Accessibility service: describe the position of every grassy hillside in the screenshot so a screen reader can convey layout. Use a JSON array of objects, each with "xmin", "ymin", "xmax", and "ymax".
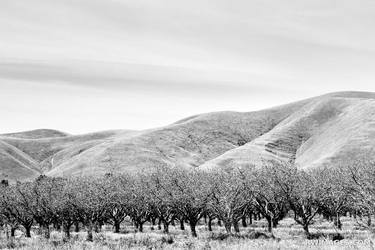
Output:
[
  {"xmin": 0, "ymin": 130, "xmax": 134, "ymax": 181},
  {"xmin": 45, "ymin": 112, "xmax": 285, "ymax": 176},
  {"xmin": 2, "ymin": 129, "xmax": 69, "ymax": 139},
  {"xmin": 46, "ymin": 97, "xmax": 312, "ymax": 177},
  {"xmin": 0, "ymin": 140, "xmax": 40, "ymax": 182},
  {"xmin": 1, "ymin": 91, "xmax": 375, "ymax": 180},
  {"xmin": 201, "ymin": 92, "xmax": 375, "ymax": 171}
]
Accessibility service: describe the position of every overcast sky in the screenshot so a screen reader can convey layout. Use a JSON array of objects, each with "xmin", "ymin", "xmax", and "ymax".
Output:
[{"xmin": 1, "ymin": 0, "xmax": 375, "ymax": 134}]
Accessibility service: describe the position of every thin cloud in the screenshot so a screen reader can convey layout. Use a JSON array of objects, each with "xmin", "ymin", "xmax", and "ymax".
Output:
[{"xmin": 0, "ymin": 0, "xmax": 375, "ymax": 133}]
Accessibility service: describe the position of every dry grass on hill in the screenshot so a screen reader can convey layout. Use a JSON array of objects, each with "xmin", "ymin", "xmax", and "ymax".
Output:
[
  {"xmin": 0, "ymin": 130, "xmax": 132, "ymax": 181},
  {"xmin": 0, "ymin": 140, "xmax": 40, "ymax": 182},
  {"xmin": 2, "ymin": 91, "xmax": 375, "ymax": 181},
  {"xmin": 201, "ymin": 92, "xmax": 375, "ymax": 171},
  {"xmin": 0, "ymin": 95, "xmax": 306, "ymax": 179},
  {"xmin": 1, "ymin": 129, "xmax": 69, "ymax": 140}
]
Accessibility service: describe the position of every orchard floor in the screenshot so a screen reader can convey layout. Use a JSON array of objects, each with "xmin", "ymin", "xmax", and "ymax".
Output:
[{"xmin": 1, "ymin": 217, "xmax": 374, "ymax": 250}]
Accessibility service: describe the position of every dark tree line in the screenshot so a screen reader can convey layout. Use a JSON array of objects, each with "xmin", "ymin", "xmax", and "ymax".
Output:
[{"xmin": 0, "ymin": 159, "xmax": 374, "ymax": 240}]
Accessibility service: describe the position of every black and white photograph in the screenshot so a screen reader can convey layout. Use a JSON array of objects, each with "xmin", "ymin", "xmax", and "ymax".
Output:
[{"xmin": 1, "ymin": 0, "xmax": 375, "ymax": 249}]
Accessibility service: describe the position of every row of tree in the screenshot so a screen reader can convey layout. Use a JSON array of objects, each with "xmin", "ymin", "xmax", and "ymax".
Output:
[{"xmin": 1, "ymin": 158, "xmax": 374, "ymax": 240}]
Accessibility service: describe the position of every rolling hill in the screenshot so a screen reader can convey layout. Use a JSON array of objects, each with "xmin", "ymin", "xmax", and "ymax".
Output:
[
  {"xmin": 200, "ymin": 92, "xmax": 375, "ymax": 171},
  {"xmin": 1, "ymin": 91, "xmax": 375, "ymax": 181}
]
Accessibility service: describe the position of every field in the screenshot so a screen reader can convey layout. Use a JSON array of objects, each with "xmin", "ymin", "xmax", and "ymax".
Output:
[{"xmin": 1, "ymin": 216, "xmax": 374, "ymax": 250}]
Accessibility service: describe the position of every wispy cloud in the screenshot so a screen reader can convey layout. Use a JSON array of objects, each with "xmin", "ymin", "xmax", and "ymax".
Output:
[{"xmin": 0, "ymin": 0, "xmax": 375, "ymax": 133}]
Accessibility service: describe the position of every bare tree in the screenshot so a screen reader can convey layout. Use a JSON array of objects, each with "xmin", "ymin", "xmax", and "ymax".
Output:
[
  {"xmin": 27, "ymin": 176, "xmax": 65, "ymax": 238},
  {"xmin": 250, "ymin": 165, "xmax": 289, "ymax": 233},
  {"xmin": 55, "ymin": 178, "xmax": 84, "ymax": 239},
  {"xmin": 207, "ymin": 168, "xmax": 251, "ymax": 234},
  {"xmin": 340, "ymin": 156, "xmax": 375, "ymax": 230},
  {"xmin": 146, "ymin": 171, "xmax": 176, "ymax": 234},
  {"xmin": 0, "ymin": 185, "xmax": 19, "ymax": 238},
  {"xmin": 127, "ymin": 175, "xmax": 151, "ymax": 233},
  {"xmin": 0, "ymin": 184, "xmax": 34, "ymax": 237},
  {"xmin": 160, "ymin": 168, "xmax": 210, "ymax": 237},
  {"xmin": 71, "ymin": 177, "xmax": 110, "ymax": 241},
  {"xmin": 102, "ymin": 174, "xmax": 130, "ymax": 233},
  {"xmin": 313, "ymin": 167, "xmax": 350, "ymax": 230}
]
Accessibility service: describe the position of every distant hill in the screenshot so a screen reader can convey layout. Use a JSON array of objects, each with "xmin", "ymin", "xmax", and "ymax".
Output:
[
  {"xmin": 0, "ymin": 130, "xmax": 133, "ymax": 182},
  {"xmin": 1, "ymin": 91, "xmax": 375, "ymax": 181},
  {"xmin": 2, "ymin": 129, "xmax": 69, "ymax": 139}
]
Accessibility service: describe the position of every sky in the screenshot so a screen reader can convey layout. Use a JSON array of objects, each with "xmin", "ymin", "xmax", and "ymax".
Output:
[{"xmin": 1, "ymin": 0, "xmax": 375, "ymax": 134}]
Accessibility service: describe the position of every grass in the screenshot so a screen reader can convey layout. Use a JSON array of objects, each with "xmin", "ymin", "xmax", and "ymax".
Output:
[{"xmin": 1, "ymin": 216, "xmax": 375, "ymax": 249}]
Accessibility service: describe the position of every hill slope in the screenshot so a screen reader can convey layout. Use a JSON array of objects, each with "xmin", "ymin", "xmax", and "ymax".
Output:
[
  {"xmin": 0, "ymin": 140, "xmax": 41, "ymax": 182},
  {"xmin": 200, "ymin": 92, "xmax": 375, "ymax": 170},
  {"xmin": 46, "ymin": 104, "xmax": 304, "ymax": 177},
  {"xmin": 0, "ymin": 130, "xmax": 134, "ymax": 181},
  {"xmin": 2, "ymin": 129, "xmax": 69, "ymax": 139},
  {"xmin": 1, "ymin": 91, "xmax": 375, "ymax": 180}
]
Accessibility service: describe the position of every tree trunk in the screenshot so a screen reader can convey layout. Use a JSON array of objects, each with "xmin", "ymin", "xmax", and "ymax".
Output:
[
  {"xmin": 208, "ymin": 217, "xmax": 213, "ymax": 231},
  {"xmin": 5, "ymin": 225, "xmax": 9, "ymax": 239},
  {"xmin": 190, "ymin": 222, "xmax": 198, "ymax": 237},
  {"xmin": 54, "ymin": 222, "xmax": 61, "ymax": 231},
  {"xmin": 24, "ymin": 225, "xmax": 32, "ymax": 238},
  {"xmin": 10, "ymin": 227, "xmax": 16, "ymax": 237},
  {"xmin": 272, "ymin": 219, "xmax": 278, "ymax": 228},
  {"xmin": 86, "ymin": 223, "xmax": 93, "ymax": 242},
  {"xmin": 249, "ymin": 213, "xmax": 253, "ymax": 225},
  {"xmin": 303, "ymin": 224, "xmax": 310, "ymax": 238},
  {"xmin": 114, "ymin": 222, "xmax": 120, "ymax": 233},
  {"xmin": 218, "ymin": 220, "xmax": 222, "ymax": 226},
  {"xmin": 224, "ymin": 221, "xmax": 232, "ymax": 234},
  {"xmin": 233, "ymin": 220, "xmax": 240, "ymax": 233},
  {"xmin": 368, "ymin": 214, "xmax": 372, "ymax": 227},
  {"xmin": 38, "ymin": 224, "xmax": 43, "ymax": 236},
  {"xmin": 266, "ymin": 217, "xmax": 273, "ymax": 233},
  {"xmin": 334, "ymin": 215, "xmax": 342, "ymax": 230},
  {"xmin": 74, "ymin": 222, "xmax": 80, "ymax": 232},
  {"xmin": 94, "ymin": 222, "xmax": 101, "ymax": 233},
  {"xmin": 180, "ymin": 220, "xmax": 185, "ymax": 230},
  {"xmin": 44, "ymin": 225, "xmax": 50, "ymax": 239},
  {"xmin": 151, "ymin": 218, "xmax": 156, "ymax": 230},
  {"xmin": 158, "ymin": 219, "xmax": 162, "ymax": 230},
  {"xmin": 138, "ymin": 222, "xmax": 144, "ymax": 232},
  {"xmin": 63, "ymin": 223, "xmax": 71, "ymax": 239},
  {"xmin": 163, "ymin": 221, "xmax": 169, "ymax": 234},
  {"xmin": 242, "ymin": 216, "xmax": 247, "ymax": 227}
]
